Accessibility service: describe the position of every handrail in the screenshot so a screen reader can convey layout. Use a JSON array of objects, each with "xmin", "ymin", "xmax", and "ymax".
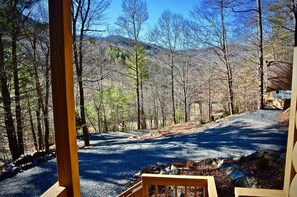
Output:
[
  {"xmin": 118, "ymin": 181, "xmax": 143, "ymax": 197},
  {"xmin": 235, "ymin": 188, "xmax": 286, "ymax": 197},
  {"xmin": 41, "ymin": 182, "xmax": 67, "ymax": 197},
  {"xmin": 141, "ymin": 173, "xmax": 217, "ymax": 197}
]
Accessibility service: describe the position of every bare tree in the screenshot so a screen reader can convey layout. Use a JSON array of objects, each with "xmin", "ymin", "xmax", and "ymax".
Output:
[
  {"xmin": 230, "ymin": 0, "xmax": 265, "ymax": 109},
  {"xmin": 72, "ymin": 0, "xmax": 110, "ymax": 146},
  {"xmin": 191, "ymin": 0, "xmax": 235, "ymax": 115},
  {"xmin": 115, "ymin": 0, "xmax": 148, "ymax": 130},
  {"xmin": 150, "ymin": 10, "xmax": 184, "ymax": 123}
]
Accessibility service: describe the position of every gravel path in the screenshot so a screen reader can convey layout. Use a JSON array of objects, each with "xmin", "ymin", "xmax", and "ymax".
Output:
[{"xmin": 0, "ymin": 110, "xmax": 287, "ymax": 196}]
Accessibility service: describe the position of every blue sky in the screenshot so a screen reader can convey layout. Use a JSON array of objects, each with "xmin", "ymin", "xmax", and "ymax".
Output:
[{"xmin": 105, "ymin": 0, "xmax": 198, "ymax": 36}]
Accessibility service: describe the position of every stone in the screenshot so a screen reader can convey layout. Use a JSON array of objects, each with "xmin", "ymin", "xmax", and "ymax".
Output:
[
  {"xmin": 247, "ymin": 152, "xmax": 263, "ymax": 161},
  {"xmin": 160, "ymin": 170, "xmax": 169, "ymax": 175},
  {"xmin": 171, "ymin": 165, "xmax": 177, "ymax": 171},
  {"xmin": 279, "ymin": 153, "xmax": 286, "ymax": 161},
  {"xmin": 268, "ymin": 151, "xmax": 281, "ymax": 158},
  {"xmin": 6, "ymin": 162, "xmax": 14, "ymax": 171},
  {"xmin": 133, "ymin": 172, "xmax": 140, "ymax": 178},
  {"xmin": 22, "ymin": 162, "xmax": 34, "ymax": 170},
  {"xmin": 45, "ymin": 154, "xmax": 52, "ymax": 160},
  {"xmin": 36, "ymin": 157, "xmax": 47, "ymax": 164},
  {"xmin": 186, "ymin": 160, "xmax": 195, "ymax": 168},
  {"xmin": 0, "ymin": 171, "xmax": 11, "ymax": 181},
  {"xmin": 224, "ymin": 167, "xmax": 235, "ymax": 175},
  {"xmin": 245, "ymin": 176, "xmax": 259, "ymax": 188},
  {"xmin": 165, "ymin": 166, "xmax": 171, "ymax": 172},
  {"xmin": 204, "ymin": 158, "xmax": 213, "ymax": 165},
  {"xmin": 235, "ymin": 177, "xmax": 249, "ymax": 187},
  {"xmin": 178, "ymin": 191, "xmax": 185, "ymax": 197},
  {"xmin": 263, "ymin": 153, "xmax": 275, "ymax": 161},
  {"xmin": 141, "ymin": 166, "xmax": 154, "ymax": 173},
  {"xmin": 233, "ymin": 155, "xmax": 246, "ymax": 163},
  {"xmin": 220, "ymin": 161, "xmax": 239, "ymax": 169},
  {"xmin": 217, "ymin": 159, "xmax": 225, "ymax": 168},
  {"xmin": 153, "ymin": 170, "xmax": 160, "ymax": 174},
  {"xmin": 13, "ymin": 167, "xmax": 22, "ymax": 173},
  {"xmin": 170, "ymin": 169, "xmax": 179, "ymax": 175},
  {"xmin": 255, "ymin": 152, "xmax": 265, "ymax": 158},
  {"xmin": 230, "ymin": 169, "xmax": 245, "ymax": 180}
]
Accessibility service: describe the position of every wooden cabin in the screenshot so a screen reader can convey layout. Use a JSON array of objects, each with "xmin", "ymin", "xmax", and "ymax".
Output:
[{"xmin": 42, "ymin": 0, "xmax": 297, "ymax": 196}]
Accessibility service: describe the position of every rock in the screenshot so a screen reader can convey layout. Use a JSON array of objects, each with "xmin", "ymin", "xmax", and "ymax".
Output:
[
  {"xmin": 230, "ymin": 169, "xmax": 245, "ymax": 180},
  {"xmin": 171, "ymin": 165, "xmax": 177, "ymax": 171},
  {"xmin": 141, "ymin": 166, "xmax": 154, "ymax": 174},
  {"xmin": 216, "ymin": 159, "xmax": 225, "ymax": 168},
  {"xmin": 178, "ymin": 191, "xmax": 185, "ymax": 197},
  {"xmin": 165, "ymin": 166, "xmax": 171, "ymax": 172},
  {"xmin": 220, "ymin": 161, "xmax": 239, "ymax": 169},
  {"xmin": 233, "ymin": 155, "xmax": 246, "ymax": 163},
  {"xmin": 13, "ymin": 167, "xmax": 22, "ymax": 173},
  {"xmin": 235, "ymin": 177, "xmax": 249, "ymax": 187},
  {"xmin": 247, "ymin": 152, "xmax": 263, "ymax": 161},
  {"xmin": 133, "ymin": 172, "xmax": 140, "ymax": 178},
  {"xmin": 255, "ymin": 152, "xmax": 265, "ymax": 158},
  {"xmin": 6, "ymin": 162, "xmax": 14, "ymax": 171},
  {"xmin": 0, "ymin": 171, "xmax": 11, "ymax": 181},
  {"xmin": 263, "ymin": 153, "xmax": 275, "ymax": 161},
  {"xmin": 186, "ymin": 160, "xmax": 195, "ymax": 168},
  {"xmin": 45, "ymin": 154, "xmax": 52, "ymax": 160},
  {"xmin": 36, "ymin": 157, "xmax": 47, "ymax": 164},
  {"xmin": 22, "ymin": 162, "xmax": 34, "ymax": 170},
  {"xmin": 160, "ymin": 170, "xmax": 169, "ymax": 175},
  {"xmin": 170, "ymin": 170, "xmax": 179, "ymax": 175},
  {"xmin": 245, "ymin": 176, "xmax": 259, "ymax": 188},
  {"xmin": 224, "ymin": 167, "xmax": 235, "ymax": 175},
  {"xmin": 268, "ymin": 151, "xmax": 281, "ymax": 158},
  {"xmin": 203, "ymin": 158, "xmax": 213, "ymax": 165},
  {"xmin": 15, "ymin": 155, "xmax": 33, "ymax": 166},
  {"xmin": 278, "ymin": 107, "xmax": 290, "ymax": 126},
  {"xmin": 279, "ymin": 153, "xmax": 286, "ymax": 161}
]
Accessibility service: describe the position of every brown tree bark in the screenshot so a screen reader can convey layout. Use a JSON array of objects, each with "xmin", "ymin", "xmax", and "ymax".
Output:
[{"xmin": 0, "ymin": 33, "xmax": 20, "ymax": 160}]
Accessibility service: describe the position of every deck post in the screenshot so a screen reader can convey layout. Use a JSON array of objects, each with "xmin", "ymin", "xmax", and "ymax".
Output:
[{"xmin": 48, "ymin": 0, "xmax": 81, "ymax": 196}]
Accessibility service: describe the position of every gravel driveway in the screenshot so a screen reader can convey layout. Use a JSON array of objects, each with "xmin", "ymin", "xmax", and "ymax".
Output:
[{"xmin": 0, "ymin": 110, "xmax": 287, "ymax": 196}]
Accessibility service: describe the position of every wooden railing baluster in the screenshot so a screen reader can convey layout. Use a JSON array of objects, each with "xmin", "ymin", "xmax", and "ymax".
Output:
[{"xmin": 165, "ymin": 185, "xmax": 168, "ymax": 197}]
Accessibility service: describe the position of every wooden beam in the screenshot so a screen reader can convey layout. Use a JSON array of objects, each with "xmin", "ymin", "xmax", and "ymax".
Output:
[
  {"xmin": 48, "ymin": 0, "xmax": 81, "ymax": 196},
  {"xmin": 283, "ymin": 46, "xmax": 297, "ymax": 194},
  {"xmin": 41, "ymin": 182, "xmax": 67, "ymax": 197},
  {"xmin": 235, "ymin": 188, "xmax": 286, "ymax": 197}
]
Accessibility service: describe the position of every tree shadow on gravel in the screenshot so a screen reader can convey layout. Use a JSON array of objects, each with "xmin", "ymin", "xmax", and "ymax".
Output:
[
  {"xmin": 77, "ymin": 120, "xmax": 287, "ymax": 196},
  {"xmin": 0, "ymin": 161, "xmax": 57, "ymax": 197}
]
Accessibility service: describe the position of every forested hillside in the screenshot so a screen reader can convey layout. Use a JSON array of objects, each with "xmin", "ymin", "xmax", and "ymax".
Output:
[{"xmin": 0, "ymin": 0, "xmax": 294, "ymax": 161}]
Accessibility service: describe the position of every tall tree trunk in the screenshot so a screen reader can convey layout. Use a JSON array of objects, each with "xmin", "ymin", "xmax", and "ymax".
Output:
[
  {"xmin": 32, "ymin": 35, "xmax": 46, "ymax": 151},
  {"xmin": 43, "ymin": 46, "xmax": 50, "ymax": 153},
  {"xmin": 293, "ymin": 0, "xmax": 297, "ymax": 46},
  {"xmin": 140, "ymin": 80, "xmax": 146, "ymax": 129},
  {"xmin": 36, "ymin": 106, "xmax": 44, "ymax": 150},
  {"xmin": 0, "ymin": 34, "xmax": 19, "ymax": 160},
  {"xmin": 220, "ymin": 0, "xmax": 234, "ymax": 115},
  {"xmin": 154, "ymin": 97, "xmax": 158, "ymax": 129},
  {"xmin": 257, "ymin": 0, "xmax": 264, "ymax": 109},
  {"xmin": 183, "ymin": 81, "xmax": 188, "ymax": 123},
  {"xmin": 135, "ymin": 45, "xmax": 141, "ymax": 130},
  {"xmin": 208, "ymin": 77, "xmax": 212, "ymax": 121},
  {"xmin": 72, "ymin": 1, "xmax": 90, "ymax": 146},
  {"xmin": 171, "ymin": 55, "xmax": 176, "ymax": 124},
  {"xmin": 26, "ymin": 91, "xmax": 38, "ymax": 151},
  {"xmin": 12, "ymin": 28, "xmax": 24, "ymax": 156}
]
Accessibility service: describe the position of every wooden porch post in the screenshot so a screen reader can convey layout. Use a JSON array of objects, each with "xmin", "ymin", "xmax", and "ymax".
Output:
[{"xmin": 48, "ymin": 0, "xmax": 81, "ymax": 196}]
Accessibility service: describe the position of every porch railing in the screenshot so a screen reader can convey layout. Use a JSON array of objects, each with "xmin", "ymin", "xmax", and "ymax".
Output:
[{"xmin": 118, "ymin": 173, "xmax": 218, "ymax": 197}]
